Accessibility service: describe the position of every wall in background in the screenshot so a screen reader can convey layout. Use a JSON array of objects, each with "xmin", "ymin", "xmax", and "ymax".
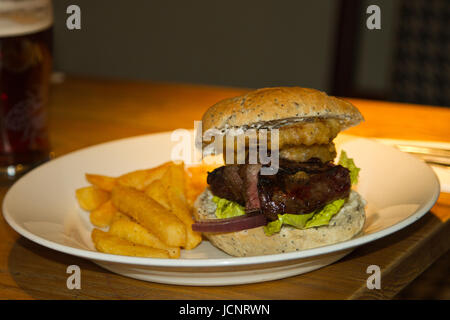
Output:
[
  {"xmin": 354, "ymin": 0, "xmax": 400, "ymax": 96},
  {"xmin": 53, "ymin": 0, "xmax": 339, "ymax": 91},
  {"xmin": 53, "ymin": 0, "xmax": 405, "ymax": 97}
]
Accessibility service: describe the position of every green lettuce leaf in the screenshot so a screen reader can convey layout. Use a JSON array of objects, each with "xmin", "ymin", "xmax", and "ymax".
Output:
[
  {"xmin": 264, "ymin": 151, "xmax": 360, "ymax": 235},
  {"xmin": 338, "ymin": 150, "xmax": 360, "ymax": 184},
  {"xmin": 264, "ymin": 211, "xmax": 315, "ymax": 236},
  {"xmin": 212, "ymin": 196, "xmax": 246, "ymax": 219},
  {"xmin": 263, "ymin": 198, "xmax": 346, "ymax": 235},
  {"xmin": 304, "ymin": 198, "xmax": 346, "ymax": 228}
]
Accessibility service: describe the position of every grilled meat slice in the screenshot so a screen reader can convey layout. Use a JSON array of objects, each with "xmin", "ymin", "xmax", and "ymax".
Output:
[
  {"xmin": 258, "ymin": 160, "xmax": 351, "ymax": 220},
  {"xmin": 207, "ymin": 165, "xmax": 245, "ymax": 205},
  {"xmin": 239, "ymin": 164, "xmax": 262, "ymax": 212},
  {"xmin": 207, "ymin": 158, "xmax": 351, "ymax": 220},
  {"xmin": 207, "ymin": 164, "xmax": 262, "ymax": 211}
]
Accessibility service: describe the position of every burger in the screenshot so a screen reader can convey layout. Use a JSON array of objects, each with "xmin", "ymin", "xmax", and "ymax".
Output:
[{"xmin": 192, "ymin": 87, "xmax": 366, "ymax": 257}]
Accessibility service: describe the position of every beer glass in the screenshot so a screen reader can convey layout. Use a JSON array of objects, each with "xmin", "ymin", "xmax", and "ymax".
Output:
[{"xmin": 0, "ymin": 0, "xmax": 53, "ymax": 181}]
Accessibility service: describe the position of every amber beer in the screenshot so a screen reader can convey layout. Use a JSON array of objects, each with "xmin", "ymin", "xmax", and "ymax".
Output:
[{"xmin": 0, "ymin": 0, "xmax": 53, "ymax": 179}]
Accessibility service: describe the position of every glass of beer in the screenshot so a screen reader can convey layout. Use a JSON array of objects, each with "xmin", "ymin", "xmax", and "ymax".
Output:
[{"xmin": 0, "ymin": 0, "xmax": 53, "ymax": 181}]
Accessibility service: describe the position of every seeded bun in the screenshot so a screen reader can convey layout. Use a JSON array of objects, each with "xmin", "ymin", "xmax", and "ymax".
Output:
[
  {"xmin": 194, "ymin": 189, "xmax": 366, "ymax": 257},
  {"xmin": 202, "ymin": 87, "xmax": 364, "ymax": 136}
]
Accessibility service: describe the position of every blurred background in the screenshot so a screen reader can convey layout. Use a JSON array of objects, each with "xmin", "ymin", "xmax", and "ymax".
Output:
[{"xmin": 52, "ymin": 0, "xmax": 449, "ymax": 107}]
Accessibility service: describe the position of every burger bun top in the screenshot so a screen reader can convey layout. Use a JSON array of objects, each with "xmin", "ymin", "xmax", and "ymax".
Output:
[{"xmin": 202, "ymin": 87, "xmax": 364, "ymax": 134}]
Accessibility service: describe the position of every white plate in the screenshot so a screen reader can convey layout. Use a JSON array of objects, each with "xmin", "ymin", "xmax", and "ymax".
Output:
[
  {"xmin": 375, "ymin": 138, "xmax": 450, "ymax": 193},
  {"xmin": 2, "ymin": 133, "xmax": 440, "ymax": 286}
]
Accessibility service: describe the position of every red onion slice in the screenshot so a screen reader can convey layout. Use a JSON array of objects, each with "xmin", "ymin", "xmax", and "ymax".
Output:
[{"xmin": 192, "ymin": 214, "xmax": 267, "ymax": 233}]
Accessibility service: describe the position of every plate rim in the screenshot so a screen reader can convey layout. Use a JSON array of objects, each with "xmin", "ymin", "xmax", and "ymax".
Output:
[{"xmin": 2, "ymin": 132, "xmax": 441, "ymax": 268}]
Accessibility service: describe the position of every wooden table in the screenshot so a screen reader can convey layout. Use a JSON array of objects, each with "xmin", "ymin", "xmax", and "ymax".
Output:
[{"xmin": 1, "ymin": 76, "xmax": 449, "ymax": 299}]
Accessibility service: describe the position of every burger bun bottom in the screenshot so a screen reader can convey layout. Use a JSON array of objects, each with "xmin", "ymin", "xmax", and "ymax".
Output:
[{"xmin": 193, "ymin": 189, "xmax": 366, "ymax": 257}]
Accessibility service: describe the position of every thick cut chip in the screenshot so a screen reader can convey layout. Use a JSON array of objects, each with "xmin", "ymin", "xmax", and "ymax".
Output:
[
  {"xmin": 89, "ymin": 200, "xmax": 117, "ymax": 228},
  {"xmin": 161, "ymin": 162, "xmax": 187, "ymax": 202},
  {"xmin": 109, "ymin": 218, "xmax": 180, "ymax": 258},
  {"xmin": 111, "ymin": 185, "xmax": 186, "ymax": 247},
  {"xmin": 85, "ymin": 174, "xmax": 117, "ymax": 192},
  {"xmin": 91, "ymin": 229, "xmax": 170, "ymax": 258},
  {"xmin": 145, "ymin": 180, "xmax": 170, "ymax": 210},
  {"xmin": 161, "ymin": 165, "xmax": 202, "ymax": 250},
  {"xmin": 76, "ymin": 186, "xmax": 110, "ymax": 211},
  {"xmin": 111, "ymin": 211, "xmax": 131, "ymax": 224},
  {"xmin": 117, "ymin": 162, "xmax": 171, "ymax": 191}
]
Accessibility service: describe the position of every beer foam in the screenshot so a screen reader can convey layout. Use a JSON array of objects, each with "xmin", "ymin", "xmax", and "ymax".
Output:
[{"xmin": 0, "ymin": 0, "xmax": 53, "ymax": 37}]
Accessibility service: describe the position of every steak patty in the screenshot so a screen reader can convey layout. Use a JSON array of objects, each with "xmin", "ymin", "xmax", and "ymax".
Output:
[{"xmin": 207, "ymin": 158, "xmax": 351, "ymax": 221}]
